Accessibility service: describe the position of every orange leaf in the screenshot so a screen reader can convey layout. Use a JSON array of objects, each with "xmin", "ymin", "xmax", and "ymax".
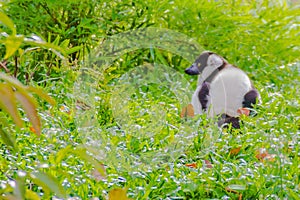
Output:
[
  {"xmin": 255, "ymin": 148, "xmax": 268, "ymax": 160},
  {"xmin": 225, "ymin": 187, "xmax": 243, "ymax": 199},
  {"xmin": 239, "ymin": 193, "xmax": 243, "ymax": 200},
  {"xmin": 60, "ymin": 106, "xmax": 65, "ymax": 111},
  {"xmin": 230, "ymin": 146, "xmax": 242, "ymax": 156},
  {"xmin": 60, "ymin": 105, "xmax": 72, "ymax": 115},
  {"xmin": 180, "ymin": 104, "xmax": 194, "ymax": 118},
  {"xmin": 185, "ymin": 162, "xmax": 197, "ymax": 168},
  {"xmin": 237, "ymin": 107, "xmax": 250, "ymax": 116},
  {"xmin": 225, "ymin": 187, "xmax": 239, "ymax": 194},
  {"xmin": 255, "ymin": 148, "xmax": 275, "ymax": 161},
  {"xmin": 29, "ymin": 126, "xmax": 36, "ymax": 133}
]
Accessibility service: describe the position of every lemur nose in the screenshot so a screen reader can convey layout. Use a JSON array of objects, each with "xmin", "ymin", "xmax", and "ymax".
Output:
[{"xmin": 185, "ymin": 65, "xmax": 199, "ymax": 75}]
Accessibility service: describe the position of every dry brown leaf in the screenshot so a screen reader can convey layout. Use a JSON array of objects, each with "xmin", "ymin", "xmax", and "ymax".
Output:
[
  {"xmin": 180, "ymin": 103, "xmax": 194, "ymax": 118},
  {"xmin": 91, "ymin": 164, "xmax": 106, "ymax": 182},
  {"xmin": 75, "ymin": 100, "xmax": 91, "ymax": 111},
  {"xmin": 92, "ymin": 169, "xmax": 106, "ymax": 182},
  {"xmin": 204, "ymin": 159, "xmax": 213, "ymax": 169}
]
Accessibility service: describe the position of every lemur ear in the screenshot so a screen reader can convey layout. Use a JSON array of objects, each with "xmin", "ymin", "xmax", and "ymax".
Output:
[{"xmin": 207, "ymin": 54, "xmax": 224, "ymax": 69}]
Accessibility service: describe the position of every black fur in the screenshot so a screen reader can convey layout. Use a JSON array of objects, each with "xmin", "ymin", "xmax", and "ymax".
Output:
[
  {"xmin": 198, "ymin": 82, "xmax": 210, "ymax": 111},
  {"xmin": 218, "ymin": 114, "xmax": 241, "ymax": 129},
  {"xmin": 243, "ymin": 89, "xmax": 259, "ymax": 108}
]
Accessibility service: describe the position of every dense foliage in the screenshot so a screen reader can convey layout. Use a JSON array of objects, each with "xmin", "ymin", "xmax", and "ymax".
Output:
[{"xmin": 0, "ymin": 0, "xmax": 299, "ymax": 199}]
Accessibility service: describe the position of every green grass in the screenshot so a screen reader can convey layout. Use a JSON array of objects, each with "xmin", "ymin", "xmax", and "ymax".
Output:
[{"xmin": 1, "ymin": 0, "xmax": 300, "ymax": 199}]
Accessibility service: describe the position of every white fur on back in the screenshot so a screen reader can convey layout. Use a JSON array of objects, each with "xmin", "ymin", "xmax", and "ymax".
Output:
[{"xmin": 207, "ymin": 66, "xmax": 252, "ymax": 117}]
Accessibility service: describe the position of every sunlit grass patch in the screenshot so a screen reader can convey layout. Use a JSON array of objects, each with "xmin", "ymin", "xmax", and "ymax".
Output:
[{"xmin": 0, "ymin": 0, "xmax": 299, "ymax": 199}]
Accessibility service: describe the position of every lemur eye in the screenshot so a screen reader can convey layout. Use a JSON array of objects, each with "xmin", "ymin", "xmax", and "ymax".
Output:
[{"xmin": 197, "ymin": 63, "xmax": 201, "ymax": 67}]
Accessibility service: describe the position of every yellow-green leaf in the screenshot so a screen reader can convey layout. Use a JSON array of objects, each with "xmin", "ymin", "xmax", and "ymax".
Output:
[
  {"xmin": 27, "ymin": 86, "xmax": 56, "ymax": 106},
  {"xmin": 55, "ymin": 145, "xmax": 72, "ymax": 164},
  {"xmin": 25, "ymin": 190, "xmax": 41, "ymax": 200},
  {"xmin": 0, "ymin": 73, "xmax": 27, "ymax": 92},
  {"xmin": 2, "ymin": 194, "xmax": 19, "ymax": 200},
  {"xmin": 4, "ymin": 35, "xmax": 24, "ymax": 59},
  {"xmin": 66, "ymin": 46, "xmax": 82, "ymax": 55},
  {"xmin": 0, "ymin": 127, "xmax": 18, "ymax": 151},
  {"xmin": 24, "ymin": 39, "xmax": 66, "ymax": 60},
  {"xmin": 73, "ymin": 147, "xmax": 106, "ymax": 176},
  {"xmin": 59, "ymin": 39, "xmax": 70, "ymax": 48},
  {"xmin": 0, "ymin": 12, "xmax": 16, "ymax": 35},
  {"xmin": 109, "ymin": 188, "xmax": 132, "ymax": 200},
  {"xmin": 15, "ymin": 91, "xmax": 41, "ymax": 136},
  {"xmin": 0, "ymin": 84, "xmax": 23, "ymax": 127},
  {"xmin": 55, "ymin": 146, "xmax": 106, "ymax": 177}
]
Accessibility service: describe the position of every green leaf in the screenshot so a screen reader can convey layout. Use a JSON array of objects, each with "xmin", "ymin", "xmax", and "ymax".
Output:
[
  {"xmin": 288, "ymin": 188, "xmax": 300, "ymax": 199},
  {"xmin": 14, "ymin": 178, "xmax": 26, "ymax": 200},
  {"xmin": 66, "ymin": 45, "xmax": 82, "ymax": 55},
  {"xmin": 155, "ymin": 49, "xmax": 168, "ymax": 66},
  {"xmin": 227, "ymin": 184, "xmax": 246, "ymax": 191},
  {"xmin": 52, "ymin": 35, "xmax": 60, "ymax": 46},
  {"xmin": 24, "ymin": 40, "xmax": 66, "ymax": 60},
  {"xmin": 4, "ymin": 35, "xmax": 24, "ymax": 59},
  {"xmin": 0, "ymin": 12, "xmax": 16, "ymax": 35},
  {"xmin": 15, "ymin": 91, "xmax": 41, "ymax": 136},
  {"xmin": 30, "ymin": 171, "xmax": 66, "ymax": 199},
  {"xmin": 59, "ymin": 39, "xmax": 70, "ymax": 48},
  {"xmin": 24, "ymin": 38, "xmax": 67, "ymax": 60}
]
